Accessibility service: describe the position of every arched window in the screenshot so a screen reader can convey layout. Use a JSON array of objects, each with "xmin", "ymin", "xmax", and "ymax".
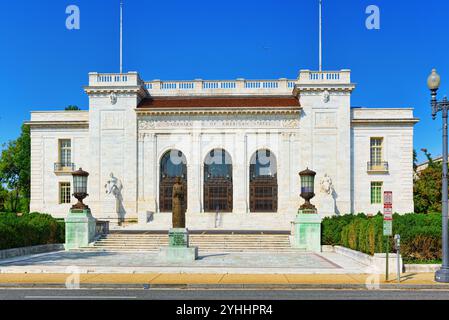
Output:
[
  {"xmin": 204, "ymin": 149, "xmax": 233, "ymax": 212},
  {"xmin": 249, "ymin": 149, "xmax": 278, "ymax": 212},
  {"xmin": 159, "ymin": 150, "xmax": 187, "ymax": 212}
]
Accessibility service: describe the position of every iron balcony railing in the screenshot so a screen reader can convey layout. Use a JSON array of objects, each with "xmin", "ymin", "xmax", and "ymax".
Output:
[
  {"xmin": 367, "ymin": 161, "xmax": 389, "ymax": 173},
  {"xmin": 54, "ymin": 162, "xmax": 76, "ymax": 173}
]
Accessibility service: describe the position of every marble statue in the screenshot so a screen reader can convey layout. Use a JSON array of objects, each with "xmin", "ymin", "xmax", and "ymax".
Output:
[
  {"xmin": 105, "ymin": 173, "xmax": 122, "ymax": 197},
  {"xmin": 320, "ymin": 173, "xmax": 334, "ymax": 195},
  {"xmin": 319, "ymin": 173, "xmax": 336, "ymax": 218},
  {"xmin": 103, "ymin": 173, "xmax": 123, "ymax": 225},
  {"xmin": 172, "ymin": 177, "xmax": 186, "ymax": 229}
]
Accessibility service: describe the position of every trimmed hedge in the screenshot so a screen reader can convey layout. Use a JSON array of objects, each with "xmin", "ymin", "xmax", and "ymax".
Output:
[
  {"xmin": 322, "ymin": 213, "xmax": 442, "ymax": 263},
  {"xmin": 0, "ymin": 212, "xmax": 64, "ymax": 250}
]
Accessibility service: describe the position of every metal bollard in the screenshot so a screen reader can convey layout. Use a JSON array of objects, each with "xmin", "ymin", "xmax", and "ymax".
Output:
[{"xmin": 394, "ymin": 234, "xmax": 401, "ymax": 283}]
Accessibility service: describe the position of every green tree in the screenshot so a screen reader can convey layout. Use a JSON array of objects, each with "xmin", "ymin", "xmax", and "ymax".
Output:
[
  {"xmin": 0, "ymin": 185, "xmax": 7, "ymax": 212},
  {"xmin": 0, "ymin": 125, "xmax": 31, "ymax": 213},
  {"xmin": 414, "ymin": 149, "xmax": 444, "ymax": 213},
  {"xmin": 65, "ymin": 105, "xmax": 80, "ymax": 111},
  {"xmin": 413, "ymin": 149, "xmax": 418, "ymax": 173}
]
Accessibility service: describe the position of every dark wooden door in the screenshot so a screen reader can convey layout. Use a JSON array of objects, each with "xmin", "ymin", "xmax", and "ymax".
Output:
[
  {"xmin": 250, "ymin": 177, "xmax": 278, "ymax": 212},
  {"xmin": 204, "ymin": 177, "xmax": 233, "ymax": 212}
]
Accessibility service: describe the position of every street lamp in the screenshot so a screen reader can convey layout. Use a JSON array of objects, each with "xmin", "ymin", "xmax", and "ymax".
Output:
[
  {"xmin": 72, "ymin": 168, "xmax": 89, "ymax": 210},
  {"xmin": 427, "ymin": 69, "xmax": 449, "ymax": 283},
  {"xmin": 299, "ymin": 168, "xmax": 317, "ymax": 211}
]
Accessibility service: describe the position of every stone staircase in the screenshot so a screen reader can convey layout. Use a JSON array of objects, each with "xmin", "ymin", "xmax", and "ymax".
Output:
[{"xmin": 87, "ymin": 232, "xmax": 298, "ymax": 253}]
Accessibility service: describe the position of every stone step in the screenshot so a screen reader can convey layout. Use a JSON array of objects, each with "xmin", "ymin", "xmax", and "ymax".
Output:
[
  {"xmin": 98, "ymin": 240, "xmax": 289, "ymax": 243},
  {"xmin": 84, "ymin": 249, "xmax": 302, "ymax": 253},
  {"xmin": 95, "ymin": 242, "xmax": 289, "ymax": 249},
  {"xmin": 89, "ymin": 233, "xmax": 294, "ymax": 253}
]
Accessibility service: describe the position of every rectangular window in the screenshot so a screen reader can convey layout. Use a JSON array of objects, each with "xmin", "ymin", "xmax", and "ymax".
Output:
[
  {"xmin": 59, "ymin": 182, "xmax": 71, "ymax": 204},
  {"xmin": 371, "ymin": 182, "xmax": 383, "ymax": 204},
  {"xmin": 370, "ymin": 138, "xmax": 383, "ymax": 165},
  {"xmin": 59, "ymin": 139, "xmax": 72, "ymax": 167}
]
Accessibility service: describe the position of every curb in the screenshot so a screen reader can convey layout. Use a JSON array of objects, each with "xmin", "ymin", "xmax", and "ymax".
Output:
[{"xmin": 1, "ymin": 283, "xmax": 449, "ymax": 290}]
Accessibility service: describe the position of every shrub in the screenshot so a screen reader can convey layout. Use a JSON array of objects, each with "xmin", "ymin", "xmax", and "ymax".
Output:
[
  {"xmin": 0, "ymin": 212, "xmax": 64, "ymax": 250},
  {"xmin": 322, "ymin": 212, "xmax": 443, "ymax": 263}
]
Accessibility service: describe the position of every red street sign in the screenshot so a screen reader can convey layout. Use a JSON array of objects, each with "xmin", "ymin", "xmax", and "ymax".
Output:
[
  {"xmin": 384, "ymin": 191, "xmax": 393, "ymax": 205},
  {"xmin": 383, "ymin": 191, "xmax": 393, "ymax": 221}
]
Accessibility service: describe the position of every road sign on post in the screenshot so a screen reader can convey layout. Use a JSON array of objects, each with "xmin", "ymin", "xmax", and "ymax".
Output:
[
  {"xmin": 383, "ymin": 191, "xmax": 393, "ymax": 281},
  {"xmin": 383, "ymin": 191, "xmax": 393, "ymax": 236}
]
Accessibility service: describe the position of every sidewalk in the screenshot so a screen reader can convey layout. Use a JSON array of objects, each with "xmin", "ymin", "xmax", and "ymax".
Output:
[{"xmin": 0, "ymin": 272, "xmax": 446, "ymax": 289}]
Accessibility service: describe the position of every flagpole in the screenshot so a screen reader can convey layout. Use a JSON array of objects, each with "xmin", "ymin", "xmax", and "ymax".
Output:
[
  {"xmin": 120, "ymin": 0, "xmax": 123, "ymax": 74},
  {"xmin": 319, "ymin": 0, "xmax": 322, "ymax": 71}
]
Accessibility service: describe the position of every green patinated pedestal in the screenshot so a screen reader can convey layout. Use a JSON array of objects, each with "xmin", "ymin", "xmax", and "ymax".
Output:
[
  {"xmin": 292, "ymin": 209, "xmax": 322, "ymax": 253},
  {"xmin": 159, "ymin": 228, "xmax": 198, "ymax": 262},
  {"xmin": 65, "ymin": 209, "xmax": 96, "ymax": 250}
]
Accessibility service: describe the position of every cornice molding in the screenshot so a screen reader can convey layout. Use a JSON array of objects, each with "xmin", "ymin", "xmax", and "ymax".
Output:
[
  {"xmin": 293, "ymin": 84, "xmax": 356, "ymax": 96},
  {"xmin": 25, "ymin": 121, "xmax": 89, "ymax": 129},
  {"xmin": 84, "ymin": 85, "xmax": 148, "ymax": 99},
  {"xmin": 135, "ymin": 107, "xmax": 301, "ymax": 117},
  {"xmin": 351, "ymin": 118, "xmax": 420, "ymax": 126}
]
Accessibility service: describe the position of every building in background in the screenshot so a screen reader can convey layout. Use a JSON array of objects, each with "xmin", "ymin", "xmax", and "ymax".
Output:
[{"xmin": 27, "ymin": 69, "xmax": 418, "ymax": 229}]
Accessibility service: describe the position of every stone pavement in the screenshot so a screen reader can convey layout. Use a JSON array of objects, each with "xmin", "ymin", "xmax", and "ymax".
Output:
[
  {"xmin": 0, "ymin": 250, "xmax": 368, "ymax": 274},
  {"xmin": 0, "ymin": 272, "xmax": 444, "ymax": 289},
  {"xmin": 0, "ymin": 250, "xmax": 445, "ymax": 288}
]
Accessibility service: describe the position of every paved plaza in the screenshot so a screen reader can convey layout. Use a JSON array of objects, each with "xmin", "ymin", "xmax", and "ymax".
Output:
[{"xmin": 0, "ymin": 250, "xmax": 368, "ymax": 274}]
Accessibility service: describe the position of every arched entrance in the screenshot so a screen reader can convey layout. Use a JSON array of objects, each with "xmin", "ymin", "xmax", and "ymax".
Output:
[
  {"xmin": 250, "ymin": 149, "xmax": 278, "ymax": 212},
  {"xmin": 204, "ymin": 149, "xmax": 233, "ymax": 212},
  {"xmin": 159, "ymin": 150, "xmax": 187, "ymax": 212}
]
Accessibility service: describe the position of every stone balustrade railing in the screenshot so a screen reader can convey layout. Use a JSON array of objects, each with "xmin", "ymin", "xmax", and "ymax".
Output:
[
  {"xmin": 144, "ymin": 78, "xmax": 297, "ymax": 96},
  {"xmin": 87, "ymin": 70, "xmax": 352, "ymax": 95},
  {"xmin": 88, "ymin": 72, "xmax": 145, "ymax": 87},
  {"xmin": 298, "ymin": 70, "xmax": 351, "ymax": 84}
]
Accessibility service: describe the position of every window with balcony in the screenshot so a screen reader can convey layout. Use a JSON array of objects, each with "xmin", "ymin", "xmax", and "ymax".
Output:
[
  {"xmin": 368, "ymin": 137, "xmax": 388, "ymax": 173},
  {"xmin": 55, "ymin": 139, "xmax": 74, "ymax": 172},
  {"xmin": 370, "ymin": 181, "xmax": 383, "ymax": 204},
  {"xmin": 59, "ymin": 182, "xmax": 71, "ymax": 204}
]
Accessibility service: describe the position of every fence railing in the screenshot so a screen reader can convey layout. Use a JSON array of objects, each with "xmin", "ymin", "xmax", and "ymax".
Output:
[
  {"xmin": 144, "ymin": 78, "xmax": 297, "ymax": 96},
  {"xmin": 54, "ymin": 163, "xmax": 76, "ymax": 173},
  {"xmin": 367, "ymin": 162, "xmax": 389, "ymax": 173}
]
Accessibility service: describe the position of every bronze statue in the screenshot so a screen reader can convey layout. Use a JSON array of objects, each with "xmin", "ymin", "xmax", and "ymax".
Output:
[{"xmin": 172, "ymin": 177, "xmax": 186, "ymax": 228}]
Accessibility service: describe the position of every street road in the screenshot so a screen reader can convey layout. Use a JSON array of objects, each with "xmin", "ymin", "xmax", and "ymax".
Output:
[{"xmin": 0, "ymin": 288, "xmax": 449, "ymax": 300}]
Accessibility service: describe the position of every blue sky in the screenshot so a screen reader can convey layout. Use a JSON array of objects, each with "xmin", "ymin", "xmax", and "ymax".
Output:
[{"xmin": 0, "ymin": 0, "xmax": 448, "ymax": 163}]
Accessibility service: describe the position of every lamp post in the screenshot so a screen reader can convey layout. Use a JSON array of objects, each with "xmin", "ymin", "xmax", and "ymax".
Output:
[
  {"xmin": 427, "ymin": 69, "xmax": 449, "ymax": 283},
  {"xmin": 65, "ymin": 168, "xmax": 95, "ymax": 251},
  {"xmin": 299, "ymin": 168, "xmax": 317, "ymax": 211},
  {"xmin": 72, "ymin": 168, "xmax": 89, "ymax": 210},
  {"xmin": 293, "ymin": 168, "xmax": 321, "ymax": 252}
]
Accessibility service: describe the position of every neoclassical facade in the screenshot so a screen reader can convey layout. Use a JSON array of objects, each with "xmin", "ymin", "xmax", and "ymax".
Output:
[{"xmin": 28, "ymin": 69, "xmax": 418, "ymax": 230}]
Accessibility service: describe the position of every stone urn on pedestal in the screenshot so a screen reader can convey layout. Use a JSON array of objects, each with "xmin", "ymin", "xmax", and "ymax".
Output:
[
  {"xmin": 292, "ymin": 168, "xmax": 322, "ymax": 253},
  {"xmin": 159, "ymin": 177, "xmax": 198, "ymax": 262},
  {"xmin": 65, "ymin": 168, "xmax": 96, "ymax": 250}
]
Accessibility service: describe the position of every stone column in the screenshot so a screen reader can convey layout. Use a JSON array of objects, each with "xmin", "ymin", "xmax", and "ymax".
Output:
[
  {"xmin": 233, "ymin": 133, "xmax": 247, "ymax": 213},
  {"xmin": 187, "ymin": 132, "xmax": 201, "ymax": 214},
  {"xmin": 278, "ymin": 133, "xmax": 290, "ymax": 213}
]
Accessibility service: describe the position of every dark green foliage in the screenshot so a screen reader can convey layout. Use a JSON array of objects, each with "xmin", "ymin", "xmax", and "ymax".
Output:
[
  {"xmin": 0, "ymin": 212, "xmax": 64, "ymax": 250},
  {"xmin": 414, "ymin": 149, "xmax": 446, "ymax": 214},
  {"xmin": 65, "ymin": 105, "xmax": 81, "ymax": 111},
  {"xmin": 0, "ymin": 125, "xmax": 31, "ymax": 213},
  {"xmin": 322, "ymin": 213, "xmax": 443, "ymax": 263}
]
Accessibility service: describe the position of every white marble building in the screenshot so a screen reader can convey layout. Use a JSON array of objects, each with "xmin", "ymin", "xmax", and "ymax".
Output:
[{"xmin": 27, "ymin": 69, "xmax": 418, "ymax": 230}]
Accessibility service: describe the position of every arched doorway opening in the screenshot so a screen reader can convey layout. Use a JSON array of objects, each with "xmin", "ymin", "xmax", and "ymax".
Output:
[
  {"xmin": 159, "ymin": 150, "xmax": 187, "ymax": 212},
  {"xmin": 204, "ymin": 149, "xmax": 233, "ymax": 212},
  {"xmin": 249, "ymin": 149, "xmax": 278, "ymax": 212}
]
